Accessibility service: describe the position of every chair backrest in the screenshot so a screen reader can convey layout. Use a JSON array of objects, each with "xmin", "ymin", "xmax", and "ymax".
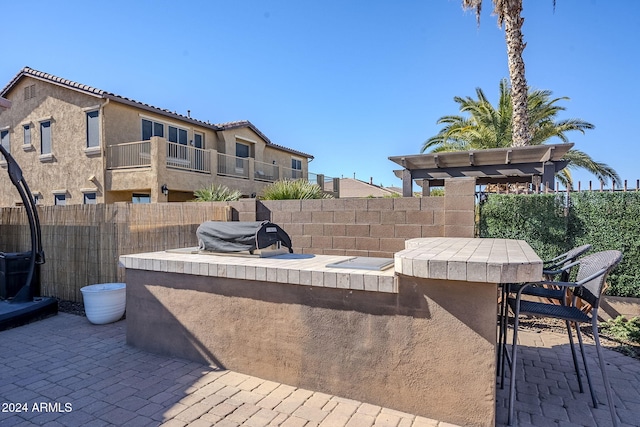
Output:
[
  {"xmin": 573, "ymin": 250, "xmax": 623, "ymax": 307},
  {"xmin": 562, "ymin": 244, "xmax": 592, "ymax": 263},
  {"xmin": 548, "ymin": 244, "xmax": 592, "ymax": 281}
]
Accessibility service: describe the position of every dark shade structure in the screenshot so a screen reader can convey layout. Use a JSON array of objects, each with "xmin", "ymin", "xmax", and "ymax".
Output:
[{"xmin": 389, "ymin": 143, "xmax": 573, "ymax": 196}]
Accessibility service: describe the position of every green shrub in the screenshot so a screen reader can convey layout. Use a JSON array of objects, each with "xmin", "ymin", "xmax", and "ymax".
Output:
[
  {"xmin": 478, "ymin": 191, "xmax": 640, "ymax": 298},
  {"xmin": 193, "ymin": 184, "xmax": 242, "ymax": 202},
  {"xmin": 261, "ymin": 180, "xmax": 332, "ymax": 200},
  {"xmin": 601, "ymin": 316, "xmax": 640, "ymax": 343},
  {"xmin": 568, "ymin": 192, "xmax": 640, "ymax": 297},
  {"xmin": 478, "ymin": 193, "xmax": 568, "ymax": 259}
]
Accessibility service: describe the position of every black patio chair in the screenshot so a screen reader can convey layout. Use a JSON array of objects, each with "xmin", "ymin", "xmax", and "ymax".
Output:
[
  {"xmin": 497, "ymin": 244, "xmax": 592, "ymax": 387},
  {"xmin": 505, "ymin": 250, "xmax": 623, "ymax": 426}
]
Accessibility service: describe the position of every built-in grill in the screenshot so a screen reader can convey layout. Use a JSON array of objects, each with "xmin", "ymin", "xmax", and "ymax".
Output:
[{"xmin": 196, "ymin": 221, "xmax": 293, "ymax": 255}]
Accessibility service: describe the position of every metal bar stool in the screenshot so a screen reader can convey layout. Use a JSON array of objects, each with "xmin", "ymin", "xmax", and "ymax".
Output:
[
  {"xmin": 505, "ymin": 250, "xmax": 622, "ymax": 426},
  {"xmin": 497, "ymin": 244, "xmax": 592, "ymax": 387}
]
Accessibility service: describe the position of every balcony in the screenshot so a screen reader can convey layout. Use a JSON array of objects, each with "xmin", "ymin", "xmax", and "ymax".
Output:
[
  {"xmin": 105, "ymin": 137, "xmax": 321, "ymax": 199},
  {"xmin": 107, "ymin": 138, "xmax": 311, "ymax": 183},
  {"xmin": 107, "ymin": 141, "xmax": 151, "ymax": 169}
]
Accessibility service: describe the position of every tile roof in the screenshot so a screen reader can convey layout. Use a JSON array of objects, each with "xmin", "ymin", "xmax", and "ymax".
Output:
[
  {"xmin": 1, "ymin": 67, "xmax": 313, "ymax": 159},
  {"xmin": 338, "ymin": 178, "xmax": 401, "ymax": 198}
]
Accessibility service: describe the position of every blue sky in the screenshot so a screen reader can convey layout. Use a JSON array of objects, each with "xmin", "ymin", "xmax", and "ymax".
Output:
[{"xmin": 2, "ymin": 0, "xmax": 638, "ymax": 189}]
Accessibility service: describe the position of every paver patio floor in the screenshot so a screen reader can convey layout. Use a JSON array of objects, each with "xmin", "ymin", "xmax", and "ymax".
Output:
[{"xmin": 1, "ymin": 313, "xmax": 639, "ymax": 426}]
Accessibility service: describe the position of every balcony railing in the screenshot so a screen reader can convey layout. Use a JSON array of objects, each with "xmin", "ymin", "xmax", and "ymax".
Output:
[
  {"xmin": 107, "ymin": 141, "xmax": 151, "ymax": 169},
  {"xmin": 166, "ymin": 142, "xmax": 210, "ymax": 173},
  {"xmin": 281, "ymin": 166, "xmax": 303, "ymax": 180},
  {"xmin": 105, "ymin": 139, "xmax": 326, "ymax": 192},
  {"xmin": 254, "ymin": 160, "xmax": 279, "ymax": 182},
  {"xmin": 309, "ymin": 172, "xmax": 340, "ymax": 198},
  {"xmin": 218, "ymin": 153, "xmax": 249, "ymax": 179}
]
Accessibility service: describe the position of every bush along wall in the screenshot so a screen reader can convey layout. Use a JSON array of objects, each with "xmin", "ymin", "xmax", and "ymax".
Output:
[
  {"xmin": 567, "ymin": 192, "xmax": 640, "ymax": 298},
  {"xmin": 478, "ymin": 191, "xmax": 640, "ymax": 298},
  {"xmin": 478, "ymin": 193, "xmax": 569, "ymax": 260}
]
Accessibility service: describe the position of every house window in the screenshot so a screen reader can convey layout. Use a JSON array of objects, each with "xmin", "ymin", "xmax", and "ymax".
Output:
[
  {"xmin": 23, "ymin": 125, "xmax": 31, "ymax": 146},
  {"xmin": 291, "ymin": 158, "xmax": 302, "ymax": 179},
  {"xmin": 142, "ymin": 119, "xmax": 164, "ymax": 140},
  {"xmin": 84, "ymin": 192, "xmax": 97, "ymax": 204},
  {"xmin": 24, "ymin": 84, "xmax": 35, "ymax": 100},
  {"xmin": 236, "ymin": 142, "xmax": 250, "ymax": 170},
  {"xmin": 168, "ymin": 126, "xmax": 188, "ymax": 145},
  {"xmin": 132, "ymin": 193, "xmax": 151, "ymax": 204},
  {"xmin": 0, "ymin": 129, "xmax": 9, "ymax": 159},
  {"xmin": 40, "ymin": 121, "xmax": 52, "ymax": 154},
  {"xmin": 194, "ymin": 132, "xmax": 203, "ymax": 148},
  {"xmin": 86, "ymin": 110, "xmax": 99, "ymax": 148},
  {"xmin": 236, "ymin": 142, "xmax": 250, "ymax": 158},
  {"xmin": 54, "ymin": 194, "xmax": 66, "ymax": 206}
]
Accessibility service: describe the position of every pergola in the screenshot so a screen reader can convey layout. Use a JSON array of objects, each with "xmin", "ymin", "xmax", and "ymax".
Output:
[{"xmin": 389, "ymin": 143, "xmax": 573, "ymax": 197}]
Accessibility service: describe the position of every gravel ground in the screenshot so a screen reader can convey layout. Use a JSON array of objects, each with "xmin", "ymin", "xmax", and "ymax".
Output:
[{"xmin": 56, "ymin": 299, "xmax": 86, "ymax": 316}]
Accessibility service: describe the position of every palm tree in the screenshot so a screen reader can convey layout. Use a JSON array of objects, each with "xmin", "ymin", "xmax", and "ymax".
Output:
[
  {"xmin": 422, "ymin": 79, "xmax": 620, "ymax": 188},
  {"xmin": 462, "ymin": 0, "xmax": 531, "ymax": 147}
]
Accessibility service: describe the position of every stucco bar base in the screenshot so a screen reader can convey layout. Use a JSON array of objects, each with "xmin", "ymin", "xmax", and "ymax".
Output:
[{"xmin": 125, "ymin": 268, "xmax": 497, "ymax": 427}]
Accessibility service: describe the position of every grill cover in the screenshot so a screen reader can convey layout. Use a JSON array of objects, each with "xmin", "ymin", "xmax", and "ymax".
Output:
[{"xmin": 197, "ymin": 221, "xmax": 293, "ymax": 253}]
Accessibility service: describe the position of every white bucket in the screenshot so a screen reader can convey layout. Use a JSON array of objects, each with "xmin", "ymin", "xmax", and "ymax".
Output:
[{"xmin": 80, "ymin": 283, "xmax": 126, "ymax": 325}]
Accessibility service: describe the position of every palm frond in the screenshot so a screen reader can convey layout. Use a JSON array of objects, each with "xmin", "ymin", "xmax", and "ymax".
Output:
[
  {"xmin": 424, "ymin": 79, "xmax": 619, "ymax": 185},
  {"xmin": 564, "ymin": 149, "xmax": 621, "ymax": 187}
]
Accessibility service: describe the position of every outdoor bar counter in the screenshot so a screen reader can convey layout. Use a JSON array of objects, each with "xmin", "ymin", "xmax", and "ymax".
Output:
[{"xmin": 121, "ymin": 237, "xmax": 542, "ymax": 427}]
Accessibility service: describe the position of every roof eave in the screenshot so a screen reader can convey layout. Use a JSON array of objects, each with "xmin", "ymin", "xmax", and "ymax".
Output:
[
  {"xmin": 103, "ymin": 94, "xmax": 221, "ymax": 131},
  {"xmin": 218, "ymin": 120, "xmax": 314, "ymax": 159},
  {"xmin": 1, "ymin": 67, "xmax": 104, "ymax": 99}
]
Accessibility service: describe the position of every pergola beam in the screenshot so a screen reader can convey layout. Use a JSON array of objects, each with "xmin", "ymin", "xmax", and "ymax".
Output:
[{"xmin": 389, "ymin": 144, "xmax": 574, "ymax": 196}]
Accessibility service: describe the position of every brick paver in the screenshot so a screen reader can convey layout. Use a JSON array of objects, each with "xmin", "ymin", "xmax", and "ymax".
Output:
[
  {"xmin": 2, "ymin": 313, "xmax": 639, "ymax": 426},
  {"xmin": 496, "ymin": 328, "xmax": 640, "ymax": 427}
]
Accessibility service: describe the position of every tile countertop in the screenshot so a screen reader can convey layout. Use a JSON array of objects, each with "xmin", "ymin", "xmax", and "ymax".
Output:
[
  {"xmin": 120, "ymin": 237, "xmax": 542, "ymax": 293},
  {"xmin": 395, "ymin": 237, "xmax": 543, "ymax": 284},
  {"xmin": 120, "ymin": 250, "xmax": 397, "ymax": 293}
]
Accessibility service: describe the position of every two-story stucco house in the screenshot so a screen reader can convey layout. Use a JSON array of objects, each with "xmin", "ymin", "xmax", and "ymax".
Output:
[{"xmin": 0, "ymin": 67, "xmax": 313, "ymax": 206}]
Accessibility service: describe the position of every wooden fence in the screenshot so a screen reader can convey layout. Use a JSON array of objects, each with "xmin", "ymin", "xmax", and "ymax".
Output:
[{"xmin": 0, "ymin": 203, "xmax": 231, "ymax": 301}]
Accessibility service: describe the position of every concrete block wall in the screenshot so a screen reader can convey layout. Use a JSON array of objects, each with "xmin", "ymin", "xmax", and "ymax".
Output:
[
  {"xmin": 224, "ymin": 178, "xmax": 477, "ymax": 257},
  {"xmin": 255, "ymin": 186, "xmax": 474, "ymax": 257},
  {"xmin": 443, "ymin": 178, "xmax": 476, "ymax": 238}
]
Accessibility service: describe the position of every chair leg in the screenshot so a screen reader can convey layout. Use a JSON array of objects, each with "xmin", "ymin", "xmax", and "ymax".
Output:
[
  {"xmin": 575, "ymin": 323, "xmax": 597, "ymax": 408},
  {"xmin": 497, "ymin": 286, "xmax": 504, "ymax": 373},
  {"xmin": 564, "ymin": 320, "xmax": 584, "ymax": 393},
  {"xmin": 498, "ymin": 284, "xmax": 509, "ymax": 389},
  {"xmin": 592, "ymin": 316, "xmax": 619, "ymax": 427},
  {"xmin": 507, "ymin": 301, "xmax": 521, "ymax": 426},
  {"xmin": 500, "ymin": 310, "xmax": 507, "ymax": 389}
]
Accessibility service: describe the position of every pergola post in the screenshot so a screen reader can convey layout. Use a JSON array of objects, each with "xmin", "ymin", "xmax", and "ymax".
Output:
[
  {"xmin": 422, "ymin": 179, "xmax": 431, "ymax": 197},
  {"xmin": 542, "ymin": 161, "xmax": 555, "ymax": 191},
  {"xmin": 402, "ymin": 169, "xmax": 412, "ymax": 197}
]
